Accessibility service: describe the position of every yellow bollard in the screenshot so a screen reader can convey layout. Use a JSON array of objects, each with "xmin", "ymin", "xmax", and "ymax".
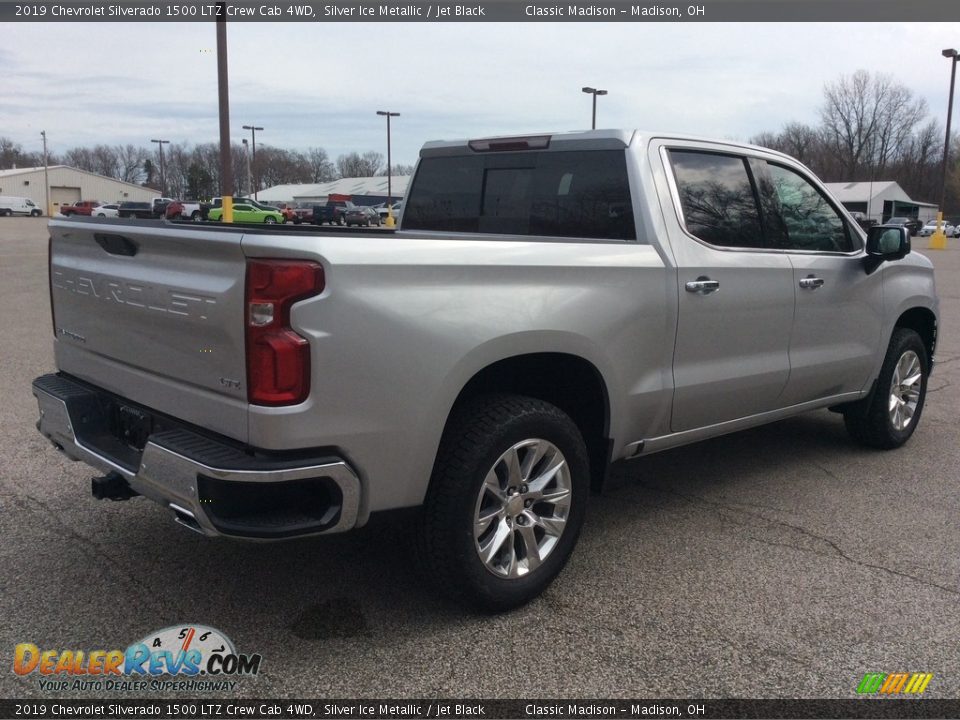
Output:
[
  {"xmin": 222, "ymin": 196, "xmax": 234, "ymax": 224},
  {"xmin": 928, "ymin": 211, "xmax": 948, "ymax": 250}
]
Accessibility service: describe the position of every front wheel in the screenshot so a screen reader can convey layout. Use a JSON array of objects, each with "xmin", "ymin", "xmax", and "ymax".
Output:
[
  {"xmin": 417, "ymin": 394, "xmax": 589, "ymax": 611},
  {"xmin": 844, "ymin": 328, "xmax": 929, "ymax": 449},
  {"xmin": 264, "ymin": 216, "xmax": 277, "ymax": 224},
  {"xmin": 31, "ymin": 209, "xmax": 42, "ymax": 217}
]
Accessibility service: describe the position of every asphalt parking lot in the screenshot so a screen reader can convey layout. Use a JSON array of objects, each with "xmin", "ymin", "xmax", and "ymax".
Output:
[{"xmin": 1, "ymin": 216, "xmax": 958, "ymax": 700}]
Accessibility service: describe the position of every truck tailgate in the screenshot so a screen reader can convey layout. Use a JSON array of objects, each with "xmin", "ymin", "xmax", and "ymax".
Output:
[{"xmin": 48, "ymin": 220, "xmax": 249, "ymax": 442}]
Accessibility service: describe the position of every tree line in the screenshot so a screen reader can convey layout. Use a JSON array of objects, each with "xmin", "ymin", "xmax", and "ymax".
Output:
[
  {"xmin": 750, "ymin": 69, "xmax": 959, "ymax": 215},
  {"xmin": 2, "ymin": 69, "xmax": 957, "ymax": 209},
  {"xmin": 0, "ymin": 138, "xmax": 415, "ymax": 199}
]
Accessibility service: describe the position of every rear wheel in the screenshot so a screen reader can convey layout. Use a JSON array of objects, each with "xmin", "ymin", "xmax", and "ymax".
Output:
[
  {"xmin": 844, "ymin": 328, "xmax": 928, "ymax": 449},
  {"xmin": 417, "ymin": 394, "xmax": 589, "ymax": 611}
]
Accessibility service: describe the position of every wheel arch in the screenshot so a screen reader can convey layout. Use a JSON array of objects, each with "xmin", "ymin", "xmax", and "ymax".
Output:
[
  {"xmin": 894, "ymin": 306, "xmax": 937, "ymax": 366},
  {"xmin": 444, "ymin": 352, "xmax": 612, "ymax": 493}
]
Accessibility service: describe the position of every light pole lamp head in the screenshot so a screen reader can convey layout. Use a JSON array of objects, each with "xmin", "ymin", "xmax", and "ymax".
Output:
[
  {"xmin": 582, "ymin": 87, "xmax": 595, "ymax": 94},
  {"xmin": 596, "ymin": 89, "xmax": 608, "ymax": 96},
  {"xmin": 377, "ymin": 110, "xmax": 400, "ymax": 117},
  {"xmin": 944, "ymin": 48, "xmax": 958, "ymax": 58}
]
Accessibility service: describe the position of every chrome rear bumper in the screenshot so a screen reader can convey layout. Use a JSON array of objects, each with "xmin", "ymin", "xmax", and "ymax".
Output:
[{"xmin": 33, "ymin": 373, "xmax": 361, "ymax": 540}]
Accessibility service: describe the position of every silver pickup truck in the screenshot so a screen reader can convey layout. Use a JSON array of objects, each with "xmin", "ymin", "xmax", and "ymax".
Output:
[{"xmin": 33, "ymin": 130, "xmax": 938, "ymax": 610}]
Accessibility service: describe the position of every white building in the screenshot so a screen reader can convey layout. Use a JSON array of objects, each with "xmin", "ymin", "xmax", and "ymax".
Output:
[
  {"xmin": 824, "ymin": 181, "xmax": 938, "ymax": 224},
  {"xmin": 0, "ymin": 165, "xmax": 160, "ymax": 216},
  {"xmin": 257, "ymin": 176, "xmax": 410, "ymax": 205}
]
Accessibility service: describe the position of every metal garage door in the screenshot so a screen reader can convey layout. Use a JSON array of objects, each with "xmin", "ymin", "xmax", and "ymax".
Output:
[{"xmin": 51, "ymin": 186, "xmax": 80, "ymax": 211}]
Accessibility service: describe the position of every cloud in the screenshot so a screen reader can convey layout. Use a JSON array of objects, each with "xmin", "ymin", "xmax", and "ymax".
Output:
[{"xmin": 1, "ymin": 20, "xmax": 956, "ymax": 165}]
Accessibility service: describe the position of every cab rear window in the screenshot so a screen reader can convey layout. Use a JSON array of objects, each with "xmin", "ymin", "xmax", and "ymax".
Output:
[{"xmin": 403, "ymin": 150, "xmax": 636, "ymax": 241}]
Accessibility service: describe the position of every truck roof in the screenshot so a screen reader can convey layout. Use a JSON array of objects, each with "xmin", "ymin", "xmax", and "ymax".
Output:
[{"xmin": 420, "ymin": 128, "xmax": 798, "ymax": 165}]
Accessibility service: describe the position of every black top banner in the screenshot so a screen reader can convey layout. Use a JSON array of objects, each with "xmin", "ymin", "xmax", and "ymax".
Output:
[
  {"xmin": 1, "ymin": 0, "xmax": 959, "ymax": 22},
  {"xmin": 4, "ymin": 699, "xmax": 960, "ymax": 720}
]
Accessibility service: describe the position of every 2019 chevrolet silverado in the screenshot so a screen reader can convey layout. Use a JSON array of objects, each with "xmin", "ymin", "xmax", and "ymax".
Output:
[{"xmin": 32, "ymin": 130, "xmax": 938, "ymax": 610}]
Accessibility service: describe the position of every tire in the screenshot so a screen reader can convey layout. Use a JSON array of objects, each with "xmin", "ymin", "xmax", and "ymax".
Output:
[
  {"xmin": 97, "ymin": 213, "xmax": 106, "ymax": 217},
  {"xmin": 31, "ymin": 209, "xmax": 42, "ymax": 217},
  {"xmin": 844, "ymin": 328, "xmax": 928, "ymax": 449},
  {"xmin": 264, "ymin": 216, "xmax": 277, "ymax": 224},
  {"xmin": 191, "ymin": 211, "xmax": 201, "ymax": 222},
  {"xmin": 417, "ymin": 394, "xmax": 589, "ymax": 611}
]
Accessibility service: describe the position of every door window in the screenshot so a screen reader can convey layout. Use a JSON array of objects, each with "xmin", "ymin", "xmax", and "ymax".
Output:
[
  {"xmin": 668, "ymin": 150, "xmax": 764, "ymax": 249},
  {"xmin": 764, "ymin": 163, "xmax": 854, "ymax": 252}
]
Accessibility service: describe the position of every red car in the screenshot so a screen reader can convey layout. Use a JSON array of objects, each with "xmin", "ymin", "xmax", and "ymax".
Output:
[{"xmin": 60, "ymin": 200, "xmax": 101, "ymax": 217}]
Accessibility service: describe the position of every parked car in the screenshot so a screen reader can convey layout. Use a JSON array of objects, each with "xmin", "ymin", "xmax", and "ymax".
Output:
[
  {"xmin": 93, "ymin": 204, "xmax": 120, "ymax": 218},
  {"xmin": 60, "ymin": 200, "xmax": 102, "ymax": 217},
  {"xmin": 313, "ymin": 197, "xmax": 355, "ymax": 226},
  {"xmin": 206, "ymin": 203, "xmax": 284, "ymax": 224},
  {"xmin": 290, "ymin": 202, "xmax": 315, "ymax": 224},
  {"xmin": 849, "ymin": 211, "xmax": 876, "ymax": 231},
  {"xmin": 272, "ymin": 202, "xmax": 299, "ymax": 224},
  {"xmin": 344, "ymin": 206, "xmax": 382, "ymax": 227},
  {"xmin": 165, "ymin": 200, "xmax": 203, "ymax": 221},
  {"xmin": 0, "ymin": 196, "xmax": 42, "ymax": 217},
  {"xmin": 918, "ymin": 219, "xmax": 957, "ymax": 237},
  {"xmin": 376, "ymin": 201, "xmax": 404, "ymax": 221},
  {"xmin": 886, "ymin": 216, "xmax": 922, "ymax": 236},
  {"xmin": 200, "ymin": 196, "xmax": 279, "ymax": 220},
  {"xmin": 117, "ymin": 202, "xmax": 155, "ymax": 219}
]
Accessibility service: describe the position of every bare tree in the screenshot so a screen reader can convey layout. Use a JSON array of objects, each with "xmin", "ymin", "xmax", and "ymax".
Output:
[
  {"xmin": 116, "ymin": 144, "xmax": 147, "ymax": 184},
  {"xmin": 380, "ymin": 162, "xmax": 415, "ymax": 177},
  {"xmin": 306, "ymin": 147, "xmax": 337, "ymax": 182},
  {"xmin": 0, "ymin": 137, "xmax": 43, "ymax": 168},
  {"xmin": 820, "ymin": 70, "xmax": 926, "ymax": 180},
  {"xmin": 337, "ymin": 151, "xmax": 383, "ymax": 178}
]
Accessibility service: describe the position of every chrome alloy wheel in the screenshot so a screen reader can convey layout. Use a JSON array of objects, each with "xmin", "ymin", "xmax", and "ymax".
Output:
[
  {"xmin": 473, "ymin": 438, "xmax": 572, "ymax": 579},
  {"xmin": 889, "ymin": 350, "xmax": 922, "ymax": 431}
]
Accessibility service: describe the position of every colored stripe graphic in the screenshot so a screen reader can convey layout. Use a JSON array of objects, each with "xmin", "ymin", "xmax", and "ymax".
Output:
[{"xmin": 857, "ymin": 672, "xmax": 933, "ymax": 695}]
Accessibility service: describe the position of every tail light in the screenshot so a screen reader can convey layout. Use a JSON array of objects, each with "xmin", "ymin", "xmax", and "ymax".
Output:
[{"xmin": 245, "ymin": 259, "xmax": 324, "ymax": 406}]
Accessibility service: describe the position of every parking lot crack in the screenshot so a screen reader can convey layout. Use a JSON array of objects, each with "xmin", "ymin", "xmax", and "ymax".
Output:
[
  {"xmin": 638, "ymin": 482, "xmax": 960, "ymax": 599},
  {"xmin": 7, "ymin": 492, "xmax": 170, "ymax": 612}
]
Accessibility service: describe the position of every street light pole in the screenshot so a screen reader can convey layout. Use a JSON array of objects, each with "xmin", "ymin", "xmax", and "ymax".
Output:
[
  {"xmin": 41, "ymin": 130, "xmax": 50, "ymax": 217},
  {"xmin": 242, "ymin": 138, "xmax": 252, "ymax": 196},
  {"xmin": 581, "ymin": 86, "xmax": 608, "ymax": 130},
  {"xmin": 932, "ymin": 48, "xmax": 959, "ymax": 249},
  {"xmin": 242, "ymin": 125, "xmax": 263, "ymax": 199},
  {"xmin": 150, "ymin": 139, "xmax": 170, "ymax": 196},
  {"xmin": 216, "ymin": 1, "xmax": 234, "ymax": 222},
  {"xmin": 376, "ymin": 110, "xmax": 400, "ymax": 227}
]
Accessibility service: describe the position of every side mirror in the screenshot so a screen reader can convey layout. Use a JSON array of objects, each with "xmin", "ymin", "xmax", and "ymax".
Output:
[{"xmin": 864, "ymin": 225, "xmax": 910, "ymax": 274}]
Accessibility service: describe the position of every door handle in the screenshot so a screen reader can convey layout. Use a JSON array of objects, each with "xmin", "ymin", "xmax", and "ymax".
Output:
[
  {"xmin": 685, "ymin": 277, "xmax": 720, "ymax": 294},
  {"xmin": 799, "ymin": 276, "xmax": 825, "ymax": 290}
]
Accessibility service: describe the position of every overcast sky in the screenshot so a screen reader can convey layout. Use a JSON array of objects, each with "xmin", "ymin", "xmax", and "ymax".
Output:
[{"xmin": 1, "ymin": 21, "xmax": 957, "ymax": 167}]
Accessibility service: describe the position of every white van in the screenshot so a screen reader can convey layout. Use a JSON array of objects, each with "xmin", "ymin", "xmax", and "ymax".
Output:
[{"xmin": 0, "ymin": 196, "xmax": 43, "ymax": 217}]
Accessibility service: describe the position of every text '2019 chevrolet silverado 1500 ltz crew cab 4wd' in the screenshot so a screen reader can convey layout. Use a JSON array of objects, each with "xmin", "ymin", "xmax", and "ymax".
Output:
[{"xmin": 33, "ymin": 130, "xmax": 938, "ymax": 610}]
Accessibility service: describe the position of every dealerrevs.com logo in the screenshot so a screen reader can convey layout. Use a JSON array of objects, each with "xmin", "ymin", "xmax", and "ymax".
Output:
[{"xmin": 13, "ymin": 625, "xmax": 262, "ymax": 693}]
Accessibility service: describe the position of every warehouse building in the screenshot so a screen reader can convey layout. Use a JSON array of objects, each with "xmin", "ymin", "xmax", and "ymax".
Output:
[
  {"xmin": 0, "ymin": 165, "xmax": 160, "ymax": 216},
  {"xmin": 824, "ymin": 181, "xmax": 938, "ymax": 224},
  {"xmin": 257, "ymin": 176, "xmax": 410, "ymax": 206}
]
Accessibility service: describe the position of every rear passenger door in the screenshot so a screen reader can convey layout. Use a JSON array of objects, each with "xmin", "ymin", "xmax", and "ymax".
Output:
[
  {"xmin": 753, "ymin": 161, "xmax": 883, "ymax": 405},
  {"xmin": 663, "ymin": 147, "xmax": 795, "ymax": 432}
]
